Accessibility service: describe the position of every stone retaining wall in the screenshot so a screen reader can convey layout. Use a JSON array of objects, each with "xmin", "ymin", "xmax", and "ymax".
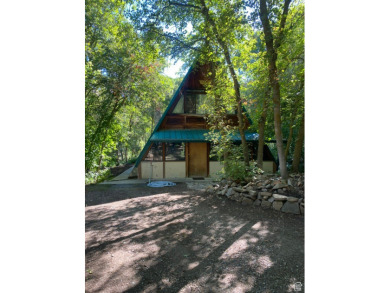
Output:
[{"xmin": 206, "ymin": 174, "xmax": 304, "ymax": 215}]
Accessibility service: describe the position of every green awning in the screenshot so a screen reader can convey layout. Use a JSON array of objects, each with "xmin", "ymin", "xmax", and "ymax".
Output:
[{"xmin": 150, "ymin": 129, "xmax": 259, "ymax": 142}]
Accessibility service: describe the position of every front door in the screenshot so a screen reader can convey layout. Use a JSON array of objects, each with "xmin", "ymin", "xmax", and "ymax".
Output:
[{"xmin": 188, "ymin": 142, "xmax": 207, "ymax": 177}]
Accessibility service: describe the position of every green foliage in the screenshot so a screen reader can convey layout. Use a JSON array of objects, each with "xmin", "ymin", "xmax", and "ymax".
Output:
[
  {"xmin": 85, "ymin": 168, "xmax": 112, "ymax": 185},
  {"xmin": 85, "ymin": 0, "xmax": 176, "ymax": 174},
  {"xmin": 217, "ymin": 145, "xmax": 264, "ymax": 182},
  {"xmin": 222, "ymin": 145, "xmax": 248, "ymax": 181},
  {"xmin": 85, "ymin": 0, "xmax": 305, "ymax": 179}
]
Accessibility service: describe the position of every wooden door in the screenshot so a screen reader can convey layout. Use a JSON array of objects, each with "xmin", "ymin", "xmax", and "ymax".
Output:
[{"xmin": 188, "ymin": 143, "xmax": 207, "ymax": 177}]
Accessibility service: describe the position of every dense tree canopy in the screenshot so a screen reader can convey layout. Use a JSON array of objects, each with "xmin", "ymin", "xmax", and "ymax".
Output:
[
  {"xmin": 85, "ymin": 0, "xmax": 304, "ymax": 181},
  {"xmin": 85, "ymin": 0, "xmax": 175, "ymax": 172}
]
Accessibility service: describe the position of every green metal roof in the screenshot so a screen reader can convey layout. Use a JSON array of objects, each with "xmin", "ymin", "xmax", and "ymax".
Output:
[{"xmin": 150, "ymin": 129, "xmax": 259, "ymax": 142}]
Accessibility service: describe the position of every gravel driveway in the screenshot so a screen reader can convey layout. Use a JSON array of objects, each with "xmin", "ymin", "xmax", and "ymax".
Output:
[{"xmin": 85, "ymin": 183, "xmax": 304, "ymax": 292}]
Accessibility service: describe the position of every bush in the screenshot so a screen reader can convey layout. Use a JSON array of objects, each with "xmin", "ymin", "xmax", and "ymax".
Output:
[
  {"xmin": 127, "ymin": 157, "xmax": 137, "ymax": 164},
  {"xmin": 85, "ymin": 168, "xmax": 111, "ymax": 185},
  {"xmin": 218, "ymin": 145, "xmax": 264, "ymax": 182},
  {"xmin": 224, "ymin": 160, "xmax": 247, "ymax": 181}
]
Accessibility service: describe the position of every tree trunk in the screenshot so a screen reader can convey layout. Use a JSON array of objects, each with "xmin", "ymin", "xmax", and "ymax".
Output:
[
  {"xmin": 292, "ymin": 116, "xmax": 304, "ymax": 173},
  {"xmin": 285, "ymin": 106, "xmax": 298, "ymax": 159},
  {"xmin": 257, "ymin": 87, "xmax": 270, "ymax": 169},
  {"xmin": 285, "ymin": 82, "xmax": 304, "ymax": 159},
  {"xmin": 200, "ymin": 0, "xmax": 250, "ymax": 166},
  {"xmin": 259, "ymin": 0, "xmax": 291, "ymax": 179}
]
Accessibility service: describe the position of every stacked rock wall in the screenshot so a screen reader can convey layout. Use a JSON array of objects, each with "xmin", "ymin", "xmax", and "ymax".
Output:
[{"xmin": 206, "ymin": 174, "xmax": 305, "ymax": 215}]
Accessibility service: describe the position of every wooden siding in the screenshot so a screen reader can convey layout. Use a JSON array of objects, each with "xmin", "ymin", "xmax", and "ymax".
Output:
[{"xmin": 160, "ymin": 113, "xmax": 250, "ymax": 130}]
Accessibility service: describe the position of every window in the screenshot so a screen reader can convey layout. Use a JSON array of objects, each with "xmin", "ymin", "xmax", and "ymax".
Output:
[
  {"xmin": 172, "ymin": 91, "xmax": 211, "ymax": 114},
  {"xmin": 196, "ymin": 94, "xmax": 209, "ymax": 114},
  {"xmin": 184, "ymin": 94, "xmax": 197, "ymax": 114},
  {"xmin": 172, "ymin": 94, "xmax": 184, "ymax": 113},
  {"xmin": 165, "ymin": 142, "xmax": 185, "ymax": 161},
  {"xmin": 144, "ymin": 143, "xmax": 163, "ymax": 161}
]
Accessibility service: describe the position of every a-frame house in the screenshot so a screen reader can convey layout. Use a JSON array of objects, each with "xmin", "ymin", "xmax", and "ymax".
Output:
[{"xmin": 131, "ymin": 60, "xmax": 276, "ymax": 179}]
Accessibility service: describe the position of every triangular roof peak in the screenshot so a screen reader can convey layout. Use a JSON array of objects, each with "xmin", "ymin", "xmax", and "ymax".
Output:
[{"xmin": 134, "ymin": 58, "xmax": 253, "ymax": 167}]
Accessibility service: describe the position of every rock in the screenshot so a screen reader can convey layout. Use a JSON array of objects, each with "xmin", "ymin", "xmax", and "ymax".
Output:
[
  {"xmin": 261, "ymin": 200, "xmax": 272, "ymax": 209},
  {"xmin": 300, "ymin": 203, "xmax": 304, "ymax": 215},
  {"xmin": 273, "ymin": 183, "xmax": 288, "ymax": 190},
  {"xmin": 221, "ymin": 186, "xmax": 228, "ymax": 196},
  {"xmin": 298, "ymin": 198, "xmax": 303, "ymax": 204},
  {"xmin": 248, "ymin": 190, "xmax": 257, "ymax": 196},
  {"xmin": 260, "ymin": 192, "xmax": 273, "ymax": 197},
  {"xmin": 273, "ymin": 194, "xmax": 288, "ymax": 201},
  {"xmin": 281, "ymin": 201, "xmax": 300, "ymax": 214},
  {"xmin": 268, "ymin": 197, "xmax": 275, "ymax": 203},
  {"xmin": 233, "ymin": 187, "xmax": 244, "ymax": 193},
  {"xmin": 231, "ymin": 194, "xmax": 240, "ymax": 201},
  {"xmin": 287, "ymin": 196, "xmax": 299, "ymax": 202},
  {"xmin": 217, "ymin": 191, "xmax": 223, "ymax": 196},
  {"xmin": 226, "ymin": 188, "xmax": 234, "ymax": 198},
  {"xmin": 262, "ymin": 188, "xmax": 268, "ymax": 192},
  {"xmin": 265, "ymin": 184, "xmax": 272, "ymax": 189},
  {"xmin": 242, "ymin": 198, "xmax": 254, "ymax": 206},
  {"xmin": 245, "ymin": 194, "xmax": 257, "ymax": 200},
  {"xmin": 288, "ymin": 179, "xmax": 293, "ymax": 186},
  {"xmin": 253, "ymin": 199, "xmax": 261, "ymax": 206},
  {"xmin": 272, "ymin": 201, "xmax": 284, "ymax": 211}
]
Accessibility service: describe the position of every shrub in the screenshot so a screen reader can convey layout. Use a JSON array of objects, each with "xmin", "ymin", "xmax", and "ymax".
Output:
[{"xmin": 85, "ymin": 168, "xmax": 111, "ymax": 185}]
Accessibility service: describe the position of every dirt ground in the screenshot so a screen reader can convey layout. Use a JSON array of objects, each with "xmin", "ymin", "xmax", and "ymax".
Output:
[{"xmin": 85, "ymin": 182, "xmax": 304, "ymax": 293}]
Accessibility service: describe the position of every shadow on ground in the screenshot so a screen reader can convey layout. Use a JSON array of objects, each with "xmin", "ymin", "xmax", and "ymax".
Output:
[
  {"xmin": 85, "ymin": 184, "xmax": 304, "ymax": 293},
  {"xmin": 85, "ymin": 183, "xmax": 189, "ymax": 206}
]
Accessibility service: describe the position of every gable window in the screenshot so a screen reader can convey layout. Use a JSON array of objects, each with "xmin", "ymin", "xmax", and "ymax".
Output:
[
  {"xmin": 172, "ymin": 91, "xmax": 210, "ymax": 114},
  {"xmin": 172, "ymin": 95, "xmax": 184, "ymax": 113}
]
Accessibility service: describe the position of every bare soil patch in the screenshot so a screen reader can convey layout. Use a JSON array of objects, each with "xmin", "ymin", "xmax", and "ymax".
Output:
[{"xmin": 85, "ymin": 182, "xmax": 304, "ymax": 292}]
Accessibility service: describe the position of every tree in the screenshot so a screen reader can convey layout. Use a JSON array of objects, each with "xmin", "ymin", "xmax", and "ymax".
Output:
[
  {"xmin": 292, "ymin": 114, "xmax": 304, "ymax": 172},
  {"xmin": 85, "ymin": 0, "xmax": 172, "ymax": 171},
  {"xmin": 257, "ymin": 0, "xmax": 292, "ymax": 179},
  {"xmin": 197, "ymin": 0, "xmax": 251, "ymax": 166},
  {"xmin": 128, "ymin": 0, "xmax": 252, "ymax": 166},
  {"xmin": 86, "ymin": 0, "xmax": 305, "ymax": 178}
]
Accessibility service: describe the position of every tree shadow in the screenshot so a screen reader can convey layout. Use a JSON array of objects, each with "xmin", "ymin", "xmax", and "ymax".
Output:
[
  {"xmin": 86, "ymin": 188, "xmax": 304, "ymax": 293},
  {"xmin": 85, "ymin": 182, "xmax": 189, "ymax": 206}
]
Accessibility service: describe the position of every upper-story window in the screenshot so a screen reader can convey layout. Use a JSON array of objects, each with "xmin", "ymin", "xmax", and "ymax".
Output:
[{"xmin": 172, "ymin": 91, "xmax": 210, "ymax": 114}]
